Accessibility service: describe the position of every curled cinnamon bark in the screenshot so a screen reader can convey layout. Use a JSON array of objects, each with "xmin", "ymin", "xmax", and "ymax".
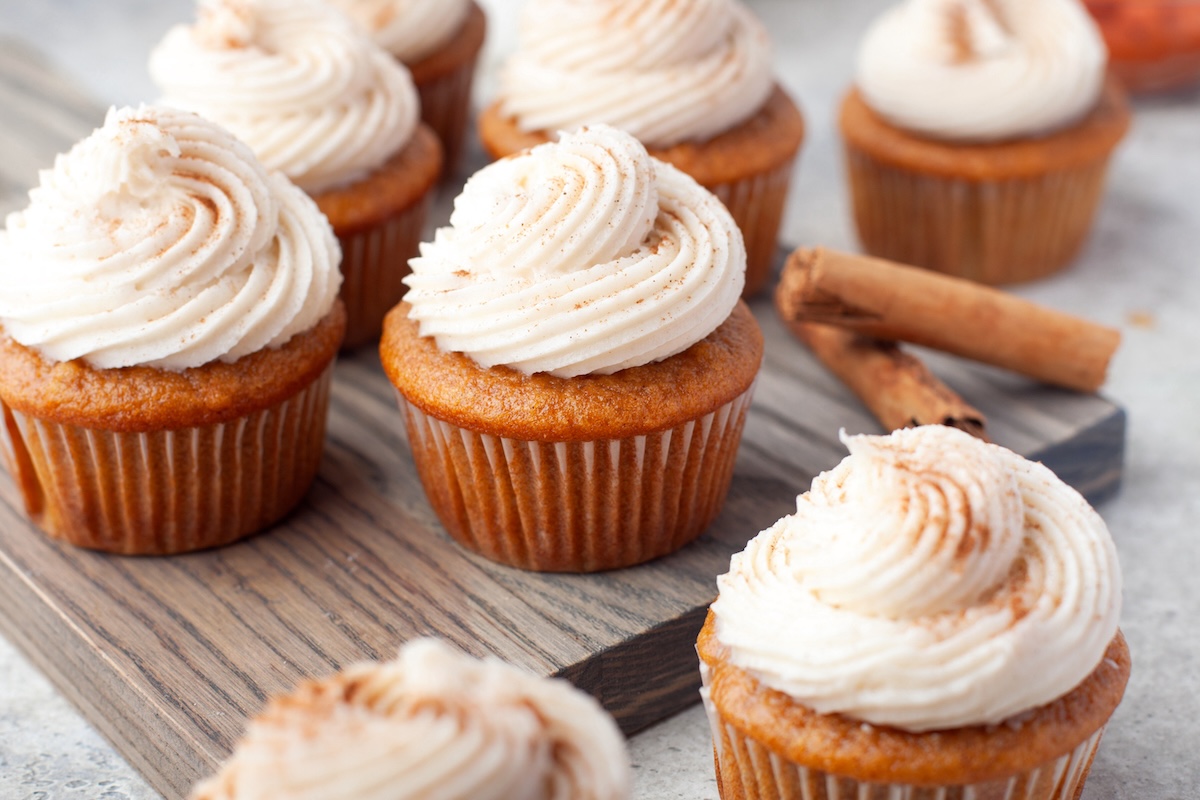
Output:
[{"xmin": 777, "ymin": 248, "xmax": 1120, "ymax": 393}]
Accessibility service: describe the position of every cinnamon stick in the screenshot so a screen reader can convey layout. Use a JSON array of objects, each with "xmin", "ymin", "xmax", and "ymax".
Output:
[
  {"xmin": 784, "ymin": 319, "xmax": 989, "ymax": 441},
  {"xmin": 777, "ymin": 248, "xmax": 1121, "ymax": 393}
]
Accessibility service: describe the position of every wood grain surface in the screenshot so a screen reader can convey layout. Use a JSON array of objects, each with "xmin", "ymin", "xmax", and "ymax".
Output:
[{"xmin": 0, "ymin": 41, "xmax": 1126, "ymax": 800}]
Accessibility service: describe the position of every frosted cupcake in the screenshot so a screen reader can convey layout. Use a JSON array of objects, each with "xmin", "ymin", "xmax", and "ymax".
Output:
[
  {"xmin": 150, "ymin": 0, "xmax": 442, "ymax": 348},
  {"xmin": 190, "ymin": 638, "xmax": 631, "ymax": 799},
  {"xmin": 381, "ymin": 125, "xmax": 763, "ymax": 572},
  {"xmin": 478, "ymin": 0, "xmax": 804, "ymax": 298},
  {"xmin": 840, "ymin": 0, "xmax": 1131, "ymax": 284},
  {"xmin": 327, "ymin": 0, "xmax": 486, "ymax": 174},
  {"xmin": 0, "ymin": 106, "xmax": 344, "ymax": 555},
  {"xmin": 699, "ymin": 425, "xmax": 1130, "ymax": 798}
]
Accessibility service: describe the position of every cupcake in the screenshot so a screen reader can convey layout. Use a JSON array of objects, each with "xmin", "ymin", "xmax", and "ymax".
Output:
[
  {"xmin": 150, "ymin": 0, "xmax": 442, "ymax": 348},
  {"xmin": 0, "ymin": 106, "xmax": 344, "ymax": 555},
  {"xmin": 326, "ymin": 0, "xmax": 487, "ymax": 175},
  {"xmin": 840, "ymin": 0, "xmax": 1131, "ymax": 284},
  {"xmin": 381, "ymin": 124, "xmax": 764, "ymax": 572},
  {"xmin": 699, "ymin": 425, "xmax": 1130, "ymax": 799},
  {"xmin": 477, "ymin": 0, "xmax": 804, "ymax": 298},
  {"xmin": 190, "ymin": 638, "xmax": 631, "ymax": 799}
]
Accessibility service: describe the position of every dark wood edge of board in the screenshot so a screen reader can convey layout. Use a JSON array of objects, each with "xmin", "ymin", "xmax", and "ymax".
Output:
[{"xmin": 1029, "ymin": 403, "xmax": 1126, "ymax": 507}]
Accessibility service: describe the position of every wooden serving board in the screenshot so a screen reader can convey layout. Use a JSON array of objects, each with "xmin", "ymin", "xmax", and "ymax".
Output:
[{"xmin": 0, "ymin": 42, "xmax": 1125, "ymax": 799}]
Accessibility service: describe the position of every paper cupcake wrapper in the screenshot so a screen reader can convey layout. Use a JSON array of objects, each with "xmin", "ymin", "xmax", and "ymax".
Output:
[
  {"xmin": 707, "ymin": 154, "xmax": 797, "ymax": 298},
  {"xmin": 711, "ymin": 722, "xmax": 1103, "ymax": 800},
  {"xmin": 844, "ymin": 145, "xmax": 1114, "ymax": 285},
  {"xmin": 398, "ymin": 385, "xmax": 755, "ymax": 572},
  {"xmin": 0, "ymin": 364, "xmax": 334, "ymax": 555},
  {"xmin": 700, "ymin": 664, "xmax": 1107, "ymax": 800},
  {"xmin": 414, "ymin": 51, "xmax": 478, "ymax": 179},
  {"xmin": 335, "ymin": 193, "xmax": 430, "ymax": 350}
]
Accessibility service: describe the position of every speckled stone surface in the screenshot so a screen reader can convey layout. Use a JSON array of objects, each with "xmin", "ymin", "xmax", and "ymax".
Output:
[
  {"xmin": 0, "ymin": 644, "xmax": 160, "ymax": 800},
  {"xmin": 0, "ymin": 1, "xmax": 1198, "ymax": 798}
]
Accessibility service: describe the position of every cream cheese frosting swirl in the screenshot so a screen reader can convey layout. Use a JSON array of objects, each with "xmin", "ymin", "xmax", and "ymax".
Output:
[
  {"xmin": 497, "ymin": 0, "xmax": 774, "ymax": 147},
  {"xmin": 403, "ymin": 125, "xmax": 744, "ymax": 378},
  {"xmin": 711, "ymin": 425, "xmax": 1122, "ymax": 732},
  {"xmin": 150, "ymin": 0, "xmax": 419, "ymax": 193},
  {"xmin": 190, "ymin": 638, "xmax": 632, "ymax": 800},
  {"xmin": 856, "ymin": 0, "xmax": 1107, "ymax": 141},
  {"xmin": 0, "ymin": 105, "xmax": 340, "ymax": 371},
  {"xmin": 327, "ymin": 0, "xmax": 470, "ymax": 63}
]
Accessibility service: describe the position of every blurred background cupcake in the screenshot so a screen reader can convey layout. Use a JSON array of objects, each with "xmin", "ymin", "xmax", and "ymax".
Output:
[
  {"xmin": 0, "ymin": 105, "xmax": 345, "ymax": 555},
  {"xmin": 325, "ymin": 0, "xmax": 487, "ymax": 176},
  {"xmin": 699, "ymin": 425, "xmax": 1130, "ymax": 798},
  {"xmin": 840, "ymin": 0, "xmax": 1131, "ymax": 284},
  {"xmin": 477, "ymin": 0, "xmax": 805, "ymax": 298},
  {"xmin": 150, "ymin": 0, "xmax": 442, "ymax": 349},
  {"xmin": 381, "ymin": 125, "xmax": 763, "ymax": 572},
  {"xmin": 191, "ymin": 638, "xmax": 631, "ymax": 799}
]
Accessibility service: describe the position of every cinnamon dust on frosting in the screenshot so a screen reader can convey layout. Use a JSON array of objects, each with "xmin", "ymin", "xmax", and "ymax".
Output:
[
  {"xmin": 856, "ymin": 0, "xmax": 1107, "ymax": 140},
  {"xmin": 0, "ymin": 105, "xmax": 341, "ymax": 371},
  {"xmin": 326, "ymin": 0, "xmax": 469, "ymax": 63},
  {"xmin": 711, "ymin": 425, "xmax": 1122, "ymax": 732},
  {"xmin": 150, "ymin": 0, "xmax": 419, "ymax": 193},
  {"xmin": 190, "ymin": 639, "xmax": 631, "ymax": 800},
  {"xmin": 402, "ymin": 125, "xmax": 745, "ymax": 377},
  {"xmin": 496, "ymin": 0, "xmax": 774, "ymax": 147}
]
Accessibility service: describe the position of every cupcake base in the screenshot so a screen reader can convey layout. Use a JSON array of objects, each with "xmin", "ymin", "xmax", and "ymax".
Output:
[
  {"xmin": 0, "ymin": 303, "xmax": 345, "ymax": 555},
  {"xmin": 399, "ymin": 385, "xmax": 755, "ymax": 572},
  {"xmin": 697, "ymin": 612, "xmax": 1132, "ymax": 799},
  {"xmin": 477, "ymin": 86, "xmax": 805, "ymax": 299},
  {"xmin": 839, "ymin": 81, "xmax": 1131, "ymax": 285},
  {"xmin": 381, "ymin": 302, "xmax": 764, "ymax": 572},
  {"xmin": 315, "ymin": 126, "xmax": 442, "ymax": 350},
  {"xmin": 405, "ymin": 0, "xmax": 486, "ymax": 177}
]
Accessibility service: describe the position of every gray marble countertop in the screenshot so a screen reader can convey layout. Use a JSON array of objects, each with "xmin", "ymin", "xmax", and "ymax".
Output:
[{"xmin": 1, "ymin": 1, "xmax": 1197, "ymax": 798}]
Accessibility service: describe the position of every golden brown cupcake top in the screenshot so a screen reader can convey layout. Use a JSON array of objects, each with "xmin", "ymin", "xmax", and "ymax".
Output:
[
  {"xmin": 480, "ymin": 86, "xmax": 805, "ymax": 189},
  {"xmin": 839, "ymin": 78, "xmax": 1130, "ymax": 179},
  {"xmin": 191, "ymin": 639, "xmax": 632, "ymax": 800},
  {"xmin": 382, "ymin": 299, "xmax": 761, "ymax": 441},
  {"xmin": 0, "ymin": 301, "xmax": 344, "ymax": 432}
]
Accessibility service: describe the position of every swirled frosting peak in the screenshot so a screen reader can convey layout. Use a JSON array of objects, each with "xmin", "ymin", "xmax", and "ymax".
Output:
[
  {"xmin": 403, "ymin": 125, "xmax": 745, "ymax": 377},
  {"xmin": 327, "ymin": 0, "xmax": 470, "ymax": 63},
  {"xmin": 0, "ymin": 105, "xmax": 341, "ymax": 371},
  {"xmin": 150, "ymin": 0, "xmax": 419, "ymax": 193},
  {"xmin": 497, "ymin": 0, "xmax": 774, "ymax": 147},
  {"xmin": 190, "ymin": 638, "xmax": 632, "ymax": 800},
  {"xmin": 856, "ymin": 0, "xmax": 1107, "ymax": 140},
  {"xmin": 712, "ymin": 425, "xmax": 1122, "ymax": 732}
]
